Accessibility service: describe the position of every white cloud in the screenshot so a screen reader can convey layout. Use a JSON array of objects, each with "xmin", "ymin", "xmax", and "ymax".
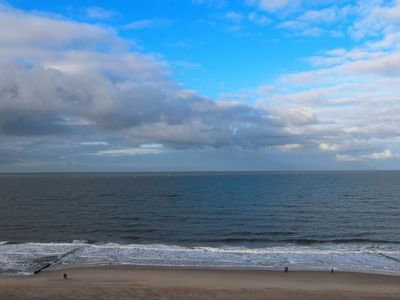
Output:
[
  {"xmin": 335, "ymin": 154, "xmax": 361, "ymax": 162},
  {"xmin": 247, "ymin": 0, "xmax": 293, "ymax": 12},
  {"xmin": 276, "ymin": 5, "xmax": 351, "ymax": 37},
  {"xmin": 319, "ymin": 143, "xmax": 339, "ymax": 152},
  {"xmin": 278, "ymin": 143, "xmax": 303, "ymax": 151},
  {"xmin": 336, "ymin": 150, "xmax": 397, "ymax": 162},
  {"xmin": 350, "ymin": 1, "xmax": 400, "ymax": 39},
  {"xmin": 96, "ymin": 144, "xmax": 165, "ymax": 156},
  {"xmin": 272, "ymin": 106, "xmax": 318, "ymax": 126},
  {"xmin": 252, "ymin": 2, "xmax": 400, "ymax": 164},
  {"xmin": 299, "ymin": 8, "xmax": 339, "ymax": 23},
  {"xmin": 247, "ymin": 12, "xmax": 270, "ymax": 26},
  {"xmin": 215, "ymin": 10, "xmax": 271, "ymax": 34},
  {"xmin": 365, "ymin": 149, "xmax": 396, "ymax": 160},
  {"xmin": 86, "ymin": 6, "xmax": 117, "ymax": 20},
  {"xmin": 123, "ymin": 18, "xmax": 172, "ymax": 30},
  {"xmin": 80, "ymin": 141, "xmax": 109, "ymax": 146}
]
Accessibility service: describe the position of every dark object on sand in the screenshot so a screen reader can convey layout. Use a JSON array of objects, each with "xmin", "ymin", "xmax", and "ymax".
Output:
[
  {"xmin": 331, "ymin": 268, "xmax": 334, "ymax": 273},
  {"xmin": 34, "ymin": 263, "xmax": 52, "ymax": 275},
  {"xmin": 284, "ymin": 267, "xmax": 288, "ymax": 273},
  {"xmin": 63, "ymin": 273, "xmax": 68, "ymax": 280}
]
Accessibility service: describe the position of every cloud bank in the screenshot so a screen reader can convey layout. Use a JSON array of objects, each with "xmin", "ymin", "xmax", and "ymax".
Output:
[
  {"xmin": 0, "ymin": 1, "xmax": 399, "ymax": 171},
  {"xmin": 0, "ymin": 4, "xmax": 296, "ymax": 170}
]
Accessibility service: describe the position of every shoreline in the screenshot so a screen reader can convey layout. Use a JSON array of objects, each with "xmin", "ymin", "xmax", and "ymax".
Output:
[
  {"xmin": 43, "ymin": 264, "xmax": 400, "ymax": 277},
  {"xmin": 3, "ymin": 263, "xmax": 400, "ymax": 278},
  {"xmin": 1, "ymin": 266, "xmax": 400, "ymax": 299}
]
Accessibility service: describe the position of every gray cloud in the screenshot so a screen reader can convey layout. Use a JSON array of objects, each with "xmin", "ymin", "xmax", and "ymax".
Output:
[
  {"xmin": 0, "ymin": 4, "xmax": 125, "ymax": 52},
  {"xmin": 0, "ymin": 4, "xmax": 303, "ymax": 171}
]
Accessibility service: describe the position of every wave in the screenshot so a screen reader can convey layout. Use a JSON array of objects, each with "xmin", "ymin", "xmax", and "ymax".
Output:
[
  {"xmin": 282, "ymin": 238, "xmax": 400, "ymax": 245},
  {"xmin": 202, "ymin": 237, "xmax": 400, "ymax": 245},
  {"xmin": 1, "ymin": 241, "xmax": 400, "ymax": 276}
]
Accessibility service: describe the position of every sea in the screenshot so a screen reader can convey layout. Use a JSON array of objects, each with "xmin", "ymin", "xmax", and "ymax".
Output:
[{"xmin": 1, "ymin": 171, "xmax": 400, "ymax": 276}]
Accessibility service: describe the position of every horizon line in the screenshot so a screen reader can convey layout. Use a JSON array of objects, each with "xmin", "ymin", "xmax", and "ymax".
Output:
[{"xmin": 1, "ymin": 170, "xmax": 400, "ymax": 174}]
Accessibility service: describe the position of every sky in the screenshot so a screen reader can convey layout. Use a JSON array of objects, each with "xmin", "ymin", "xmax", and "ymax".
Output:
[{"xmin": 0, "ymin": 0, "xmax": 400, "ymax": 172}]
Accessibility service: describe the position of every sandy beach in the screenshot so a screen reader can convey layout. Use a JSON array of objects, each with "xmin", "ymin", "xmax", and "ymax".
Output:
[{"xmin": 1, "ymin": 267, "xmax": 400, "ymax": 300}]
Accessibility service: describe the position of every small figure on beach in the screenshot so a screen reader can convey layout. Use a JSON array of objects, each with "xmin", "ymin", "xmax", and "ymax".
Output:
[
  {"xmin": 284, "ymin": 267, "xmax": 289, "ymax": 273},
  {"xmin": 331, "ymin": 268, "xmax": 334, "ymax": 273},
  {"xmin": 63, "ymin": 273, "xmax": 68, "ymax": 280}
]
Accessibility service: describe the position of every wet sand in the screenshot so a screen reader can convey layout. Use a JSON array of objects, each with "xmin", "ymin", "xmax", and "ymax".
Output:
[{"xmin": 1, "ymin": 266, "xmax": 400, "ymax": 299}]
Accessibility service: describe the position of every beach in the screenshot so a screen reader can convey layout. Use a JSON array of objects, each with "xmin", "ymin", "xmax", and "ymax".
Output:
[{"xmin": 1, "ymin": 267, "xmax": 400, "ymax": 300}]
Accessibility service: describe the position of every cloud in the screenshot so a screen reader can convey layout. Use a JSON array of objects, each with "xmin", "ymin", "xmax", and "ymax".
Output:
[
  {"xmin": 0, "ymin": 4, "xmax": 125, "ymax": 52},
  {"xmin": 223, "ymin": 11, "xmax": 243, "ymax": 23},
  {"xmin": 342, "ymin": 52, "xmax": 400, "ymax": 76},
  {"xmin": 191, "ymin": 0, "xmax": 226, "ymax": 8},
  {"xmin": 0, "ymin": 57, "xmax": 280, "ymax": 148},
  {"xmin": 0, "ymin": 4, "xmax": 303, "ymax": 169},
  {"xmin": 276, "ymin": 5, "xmax": 351, "ymax": 37},
  {"xmin": 365, "ymin": 149, "xmax": 396, "ymax": 160},
  {"xmin": 213, "ymin": 10, "xmax": 271, "ymax": 35},
  {"xmin": 247, "ymin": 12, "xmax": 270, "ymax": 26},
  {"xmin": 335, "ymin": 154, "xmax": 361, "ymax": 162},
  {"xmin": 350, "ymin": 1, "xmax": 400, "ymax": 39},
  {"xmin": 2, "ymin": 2, "xmax": 400, "ymax": 170},
  {"xmin": 96, "ymin": 144, "xmax": 165, "ymax": 156},
  {"xmin": 319, "ymin": 143, "xmax": 339, "ymax": 152},
  {"xmin": 80, "ymin": 141, "xmax": 109, "ymax": 146},
  {"xmin": 336, "ymin": 150, "xmax": 397, "ymax": 162},
  {"xmin": 123, "ymin": 18, "xmax": 173, "ymax": 30},
  {"xmin": 299, "ymin": 7, "xmax": 339, "ymax": 23},
  {"xmin": 278, "ymin": 143, "xmax": 303, "ymax": 151},
  {"xmin": 172, "ymin": 60, "xmax": 202, "ymax": 70},
  {"xmin": 271, "ymin": 106, "xmax": 318, "ymax": 126},
  {"xmin": 85, "ymin": 6, "xmax": 117, "ymax": 20},
  {"xmin": 251, "ymin": 2, "xmax": 400, "ymax": 165},
  {"xmin": 247, "ymin": 0, "xmax": 293, "ymax": 12}
]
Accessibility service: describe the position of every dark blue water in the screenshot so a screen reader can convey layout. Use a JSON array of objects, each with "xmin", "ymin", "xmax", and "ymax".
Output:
[{"xmin": 1, "ymin": 172, "xmax": 400, "ymax": 275}]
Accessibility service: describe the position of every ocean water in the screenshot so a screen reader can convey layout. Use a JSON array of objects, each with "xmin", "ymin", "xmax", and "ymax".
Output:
[{"xmin": 0, "ymin": 172, "xmax": 400, "ymax": 275}]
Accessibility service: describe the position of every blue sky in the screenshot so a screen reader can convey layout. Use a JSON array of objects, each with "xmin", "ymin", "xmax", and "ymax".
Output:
[
  {"xmin": 11, "ymin": 0, "xmax": 356, "ymax": 97},
  {"xmin": 1, "ymin": 0, "xmax": 400, "ymax": 171},
  {"xmin": 4, "ymin": 0, "xmax": 357, "ymax": 97}
]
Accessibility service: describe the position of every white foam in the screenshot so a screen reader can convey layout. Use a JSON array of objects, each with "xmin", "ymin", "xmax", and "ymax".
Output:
[
  {"xmin": 1, "ymin": 242, "xmax": 400, "ymax": 276},
  {"xmin": 72, "ymin": 240, "xmax": 88, "ymax": 244}
]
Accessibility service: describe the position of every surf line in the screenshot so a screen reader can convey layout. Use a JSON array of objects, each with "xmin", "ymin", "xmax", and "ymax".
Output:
[{"xmin": 34, "ymin": 248, "xmax": 80, "ymax": 275}]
